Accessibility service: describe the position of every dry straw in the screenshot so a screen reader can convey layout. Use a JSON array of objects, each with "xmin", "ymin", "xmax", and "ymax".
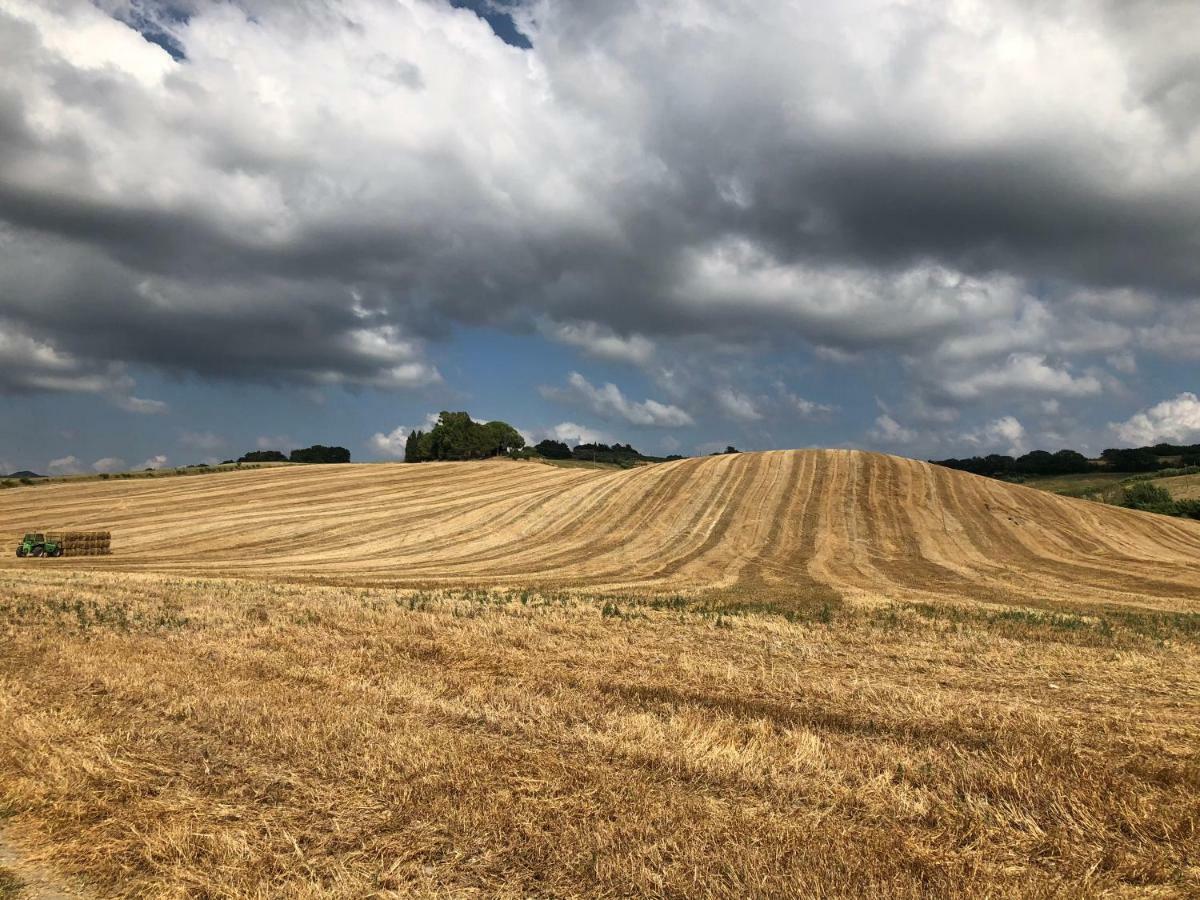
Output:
[
  {"xmin": 0, "ymin": 571, "xmax": 1197, "ymax": 897},
  {"xmin": 45, "ymin": 531, "xmax": 111, "ymax": 556}
]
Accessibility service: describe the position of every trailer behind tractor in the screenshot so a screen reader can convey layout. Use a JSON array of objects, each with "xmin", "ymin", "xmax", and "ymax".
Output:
[{"xmin": 14, "ymin": 530, "xmax": 111, "ymax": 557}]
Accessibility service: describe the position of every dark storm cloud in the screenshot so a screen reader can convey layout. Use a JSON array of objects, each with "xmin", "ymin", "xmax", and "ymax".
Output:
[
  {"xmin": 0, "ymin": 0, "xmax": 1197, "ymax": 422},
  {"xmin": 748, "ymin": 148, "xmax": 1200, "ymax": 295}
]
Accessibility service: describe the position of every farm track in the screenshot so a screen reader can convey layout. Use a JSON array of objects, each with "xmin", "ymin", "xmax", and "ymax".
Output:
[{"xmin": 1, "ymin": 449, "xmax": 1199, "ymax": 606}]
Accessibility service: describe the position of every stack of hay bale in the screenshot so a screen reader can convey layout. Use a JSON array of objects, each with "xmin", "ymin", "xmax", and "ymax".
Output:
[{"xmin": 46, "ymin": 531, "xmax": 112, "ymax": 556}]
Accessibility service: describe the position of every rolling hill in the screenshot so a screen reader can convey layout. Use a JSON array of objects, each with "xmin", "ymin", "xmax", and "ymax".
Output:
[{"xmin": 2, "ymin": 449, "xmax": 1197, "ymax": 607}]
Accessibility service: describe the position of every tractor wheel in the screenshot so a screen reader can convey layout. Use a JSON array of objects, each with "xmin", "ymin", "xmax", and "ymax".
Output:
[
  {"xmin": 30, "ymin": 546, "xmax": 44, "ymax": 557},
  {"xmin": 51, "ymin": 547, "xmax": 63, "ymax": 558},
  {"xmin": 16, "ymin": 548, "xmax": 25, "ymax": 558}
]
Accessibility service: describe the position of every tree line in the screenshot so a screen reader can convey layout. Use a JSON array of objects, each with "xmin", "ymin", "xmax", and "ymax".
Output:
[
  {"xmin": 238, "ymin": 445, "xmax": 351, "ymax": 464},
  {"xmin": 402, "ymin": 412, "xmax": 685, "ymax": 465},
  {"xmin": 933, "ymin": 442, "xmax": 1200, "ymax": 478},
  {"xmin": 534, "ymin": 440, "xmax": 679, "ymax": 465},
  {"xmin": 230, "ymin": 416, "xmax": 695, "ymax": 467}
]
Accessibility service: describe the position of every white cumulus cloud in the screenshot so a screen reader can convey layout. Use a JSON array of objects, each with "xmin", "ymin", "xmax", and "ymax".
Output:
[
  {"xmin": 870, "ymin": 414, "xmax": 918, "ymax": 445},
  {"xmin": 941, "ymin": 354, "xmax": 1103, "ymax": 401},
  {"xmin": 47, "ymin": 455, "xmax": 82, "ymax": 475},
  {"xmin": 548, "ymin": 422, "xmax": 611, "ymax": 446},
  {"xmin": 543, "ymin": 372, "xmax": 694, "ymax": 427},
  {"xmin": 369, "ymin": 426, "xmax": 410, "ymax": 459},
  {"xmin": 1112, "ymin": 393, "xmax": 1200, "ymax": 446},
  {"xmin": 961, "ymin": 416, "xmax": 1028, "ymax": 456},
  {"xmin": 714, "ymin": 387, "xmax": 762, "ymax": 422},
  {"xmin": 543, "ymin": 321, "xmax": 656, "ymax": 366},
  {"xmin": 92, "ymin": 456, "xmax": 126, "ymax": 473}
]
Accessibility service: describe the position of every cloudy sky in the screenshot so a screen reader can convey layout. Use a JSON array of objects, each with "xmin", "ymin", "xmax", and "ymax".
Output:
[{"xmin": 1, "ymin": 0, "xmax": 1198, "ymax": 473}]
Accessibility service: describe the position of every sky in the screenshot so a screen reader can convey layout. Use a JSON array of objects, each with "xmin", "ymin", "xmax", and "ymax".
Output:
[{"xmin": 1, "ymin": 0, "xmax": 1199, "ymax": 474}]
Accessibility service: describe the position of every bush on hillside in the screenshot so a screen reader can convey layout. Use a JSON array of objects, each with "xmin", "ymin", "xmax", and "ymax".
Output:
[
  {"xmin": 239, "ymin": 450, "xmax": 288, "ymax": 463},
  {"xmin": 290, "ymin": 445, "xmax": 351, "ymax": 464},
  {"xmin": 572, "ymin": 443, "xmax": 643, "ymax": 463},
  {"xmin": 1175, "ymin": 500, "xmax": 1200, "ymax": 520},
  {"xmin": 534, "ymin": 439, "xmax": 572, "ymax": 460},
  {"xmin": 1116, "ymin": 481, "xmax": 1200, "ymax": 519}
]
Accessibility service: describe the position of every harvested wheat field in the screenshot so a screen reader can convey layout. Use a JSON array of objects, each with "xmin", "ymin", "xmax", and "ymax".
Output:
[
  {"xmin": 2, "ymin": 450, "xmax": 1199, "ymax": 606},
  {"xmin": 1161, "ymin": 472, "xmax": 1200, "ymax": 502},
  {"xmin": 1, "ymin": 451, "xmax": 1198, "ymax": 898}
]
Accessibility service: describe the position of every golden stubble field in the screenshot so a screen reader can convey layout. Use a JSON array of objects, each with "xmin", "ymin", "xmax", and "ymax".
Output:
[
  {"xmin": 0, "ymin": 451, "xmax": 1198, "ymax": 898},
  {"xmin": 2, "ymin": 450, "xmax": 1199, "ymax": 606}
]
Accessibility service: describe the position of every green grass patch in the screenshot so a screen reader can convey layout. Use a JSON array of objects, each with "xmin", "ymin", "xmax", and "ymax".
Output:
[
  {"xmin": 1015, "ymin": 470, "xmax": 1200, "ymax": 518},
  {"xmin": 1009, "ymin": 472, "xmax": 1129, "ymax": 496}
]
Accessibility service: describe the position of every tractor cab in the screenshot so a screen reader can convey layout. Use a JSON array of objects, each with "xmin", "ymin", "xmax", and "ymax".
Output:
[{"xmin": 17, "ymin": 532, "xmax": 61, "ymax": 558}]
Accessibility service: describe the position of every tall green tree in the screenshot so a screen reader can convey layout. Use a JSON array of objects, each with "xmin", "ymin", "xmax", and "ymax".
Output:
[
  {"xmin": 429, "ymin": 411, "xmax": 475, "ymax": 460},
  {"xmin": 404, "ymin": 429, "xmax": 425, "ymax": 462},
  {"xmin": 481, "ymin": 421, "xmax": 525, "ymax": 457}
]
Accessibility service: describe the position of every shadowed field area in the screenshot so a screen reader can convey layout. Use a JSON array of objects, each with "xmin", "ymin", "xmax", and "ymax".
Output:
[{"xmin": 0, "ymin": 452, "xmax": 1198, "ymax": 897}]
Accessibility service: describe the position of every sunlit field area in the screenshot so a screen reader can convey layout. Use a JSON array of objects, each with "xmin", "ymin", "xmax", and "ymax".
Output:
[
  {"xmin": 1, "ymin": 454, "xmax": 1198, "ymax": 897},
  {"xmin": 2, "ymin": 570, "xmax": 1198, "ymax": 897}
]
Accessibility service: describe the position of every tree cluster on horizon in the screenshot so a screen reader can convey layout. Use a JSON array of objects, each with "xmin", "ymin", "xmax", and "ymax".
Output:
[
  {"xmin": 238, "ymin": 445, "xmax": 350, "ymax": 464},
  {"xmin": 404, "ymin": 412, "xmax": 525, "ymax": 462},
  {"xmin": 933, "ymin": 442, "xmax": 1200, "ymax": 478},
  {"xmin": 403, "ymin": 417, "xmax": 690, "ymax": 466}
]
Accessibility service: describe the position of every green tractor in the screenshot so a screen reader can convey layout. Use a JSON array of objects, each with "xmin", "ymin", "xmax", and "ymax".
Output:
[{"xmin": 16, "ymin": 532, "xmax": 63, "ymax": 558}]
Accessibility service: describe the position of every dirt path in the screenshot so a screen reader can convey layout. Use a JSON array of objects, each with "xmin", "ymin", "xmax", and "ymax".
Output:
[{"xmin": 0, "ymin": 829, "xmax": 95, "ymax": 899}]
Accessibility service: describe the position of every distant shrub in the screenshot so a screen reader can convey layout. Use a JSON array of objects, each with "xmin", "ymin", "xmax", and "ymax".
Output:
[
  {"xmin": 290, "ymin": 445, "xmax": 351, "ymax": 464},
  {"xmin": 572, "ymin": 442, "xmax": 646, "ymax": 463},
  {"xmin": 1174, "ymin": 499, "xmax": 1200, "ymax": 520},
  {"xmin": 1124, "ymin": 465, "xmax": 1200, "ymax": 484},
  {"xmin": 238, "ymin": 450, "xmax": 288, "ymax": 463},
  {"xmin": 1159, "ymin": 465, "xmax": 1200, "ymax": 478},
  {"xmin": 534, "ymin": 439, "xmax": 572, "ymax": 460},
  {"xmin": 1118, "ymin": 481, "xmax": 1182, "ymax": 517}
]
